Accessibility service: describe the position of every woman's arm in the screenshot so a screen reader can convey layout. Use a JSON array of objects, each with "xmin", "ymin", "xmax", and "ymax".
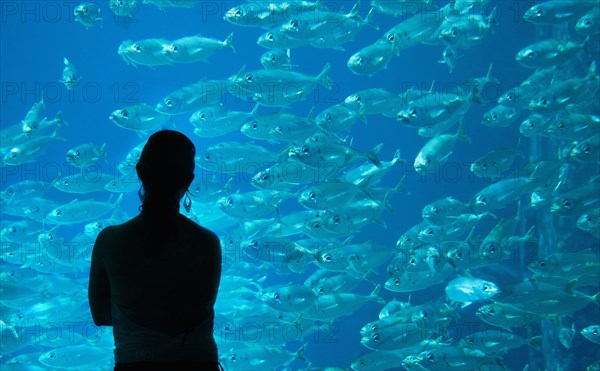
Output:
[{"xmin": 88, "ymin": 228, "xmax": 113, "ymax": 326}]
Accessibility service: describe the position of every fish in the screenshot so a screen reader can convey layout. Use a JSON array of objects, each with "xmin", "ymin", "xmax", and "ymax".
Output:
[
  {"xmin": 576, "ymin": 7, "xmax": 600, "ymax": 35},
  {"xmin": 224, "ymin": 1, "xmax": 323, "ymax": 29},
  {"xmin": 260, "ymin": 48, "xmax": 294, "ymax": 69},
  {"xmin": 74, "ymin": 3, "xmax": 103, "ymax": 29},
  {"xmin": 316, "ymin": 104, "xmax": 366, "ymax": 133},
  {"xmin": 229, "ymin": 64, "xmax": 333, "ymax": 107},
  {"xmin": 110, "ymin": 103, "xmax": 173, "ymax": 136},
  {"xmin": 546, "ymin": 113, "xmax": 600, "ymax": 141},
  {"xmin": 520, "ymin": 113, "xmax": 554, "ymax": 138},
  {"xmin": 559, "ymin": 324, "xmax": 576, "ymax": 349},
  {"xmin": 370, "ymin": 0, "xmax": 432, "ymax": 17},
  {"xmin": 523, "ymin": 0, "xmax": 597, "ymax": 24},
  {"xmin": 347, "ymin": 41, "xmax": 396, "ymax": 76},
  {"xmin": 118, "ymin": 38, "xmax": 172, "ymax": 68},
  {"xmin": 65, "ymin": 143, "xmax": 106, "ymax": 168},
  {"xmin": 192, "ymin": 103, "xmax": 257, "ymax": 138},
  {"xmin": 162, "ymin": 33, "xmax": 235, "ymax": 63},
  {"xmin": 156, "ymin": 79, "xmax": 229, "ymax": 115},
  {"xmin": 21, "ymin": 99, "xmax": 45, "ymax": 134},
  {"xmin": 437, "ymin": 8, "xmax": 497, "ymax": 49},
  {"xmin": 289, "ymin": 141, "xmax": 383, "ymax": 170},
  {"xmin": 2, "ymin": 127, "xmax": 65, "ymax": 166},
  {"xmin": 481, "ymin": 105, "xmax": 521, "ymax": 128},
  {"xmin": 438, "ymin": 46, "xmax": 460, "ymax": 73},
  {"xmin": 344, "ymin": 88, "xmax": 404, "ymax": 118},
  {"xmin": 45, "ymin": 194, "xmax": 123, "ymax": 225},
  {"xmin": 445, "ymin": 276, "xmax": 499, "ymax": 307},
  {"xmin": 60, "ymin": 57, "xmax": 80, "ymax": 91},
  {"xmin": 109, "ymin": 0, "xmax": 138, "ymax": 17},
  {"xmin": 1, "ymin": 180, "xmax": 53, "ymax": 201},
  {"xmin": 53, "ymin": 173, "xmax": 116, "ymax": 194},
  {"xmin": 576, "ymin": 208, "xmax": 600, "ymax": 237},
  {"xmin": 470, "ymin": 147, "xmax": 523, "ymax": 181},
  {"xmin": 516, "ymin": 38, "xmax": 589, "ymax": 69},
  {"xmin": 414, "ymin": 120, "xmax": 471, "ymax": 174},
  {"xmin": 529, "ymin": 62, "xmax": 599, "ymax": 113},
  {"xmin": 581, "ymin": 325, "xmax": 600, "ymax": 344}
]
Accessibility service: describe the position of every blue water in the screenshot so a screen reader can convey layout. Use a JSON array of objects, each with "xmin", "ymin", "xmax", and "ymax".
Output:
[{"xmin": 1, "ymin": 1, "xmax": 599, "ymax": 370}]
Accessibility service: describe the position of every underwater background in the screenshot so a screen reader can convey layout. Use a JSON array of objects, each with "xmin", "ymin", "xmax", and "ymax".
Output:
[{"xmin": 1, "ymin": 0, "xmax": 599, "ymax": 370}]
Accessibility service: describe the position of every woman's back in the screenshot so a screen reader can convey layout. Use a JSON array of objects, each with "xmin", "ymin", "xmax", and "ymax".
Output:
[{"xmin": 99, "ymin": 213, "xmax": 221, "ymax": 336}]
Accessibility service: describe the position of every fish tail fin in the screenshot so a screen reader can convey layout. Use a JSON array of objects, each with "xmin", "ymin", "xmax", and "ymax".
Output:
[
  {"xmin": 364, "ymin": 8, "xmax": 379, "ymax": 30},
  {"xmin": 369, "ymin": 284, "xmax": 386, "ymax": 304},
  {"xmin": 367, "ymin": 143, "xmax": 384, "ymax": 167},
  {"xmin": 586, "ymin": 59, "xmax": 597, "ymax": 80},
  {"xmin": 54, "ymin": 111, "xmax": 68, "ymax": 126},
  {"xmin": 349, "ymin": 1, "xmax": 361, "ymax": 18},
  {"xmin": 294, "ymin": 344, "xmax": 307, "ymax": 362},
  {"xmin": 456, "ymin": 120, "xmax": 471, "ymax": 143},
  {"xmin": 224, "ymin": 32, "xmax": 235, "ymax": 53},
  {"xmin": 487, "ymin": 7, "xmax": 498, "ymax": 25},
  {"xmin": 391, "ymin": 149, "xmax": 404, "ymax": 164},
  {"xmin": 592, "ymin": 291, "xmax": 600, "ymax": 305},
  {"xmin": 100, "ymin": 143, "xmax": 107, "ymax": 158},
  {"xmin": 317, "ymin": 63, "xmax": 333, "ymax": 89},
  {"xmin": 393, "ymin": 176, "xmax": 410, "ymax": 196},
  {"xmin": 526, "ymin": 335, "xmax": 542, "ymax": 351}
]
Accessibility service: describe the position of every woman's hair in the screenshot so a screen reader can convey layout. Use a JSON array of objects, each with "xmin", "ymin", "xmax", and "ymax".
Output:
[{"xmin": 136, "ymin": 130, "xmax": 196, "ymax": 214}]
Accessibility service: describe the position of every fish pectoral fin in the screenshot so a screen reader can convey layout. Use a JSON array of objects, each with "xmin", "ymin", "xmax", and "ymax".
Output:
[{"xmin": 249, "ymin": 359, "xmax": 265, "ymax": 366}]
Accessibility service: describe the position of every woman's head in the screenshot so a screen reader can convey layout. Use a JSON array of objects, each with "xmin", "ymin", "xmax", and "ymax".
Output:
[{"xmin": 136, "ymin": 130, "xmax": 195, "ymax": 212}]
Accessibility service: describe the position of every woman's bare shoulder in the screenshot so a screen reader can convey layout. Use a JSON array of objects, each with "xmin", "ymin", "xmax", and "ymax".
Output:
[{"xmin": 179, "ymin": 215, "xmax": 220, "ymax": 246}]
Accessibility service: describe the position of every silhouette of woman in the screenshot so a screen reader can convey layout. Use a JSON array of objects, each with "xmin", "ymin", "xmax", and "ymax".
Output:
[{"xmin": 88, "ymin": 130, "xmax": 222, "ymax": 371}]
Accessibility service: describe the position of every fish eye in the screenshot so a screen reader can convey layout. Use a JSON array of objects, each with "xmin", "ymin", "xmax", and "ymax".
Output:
[
  {"xmin": 584, "ymin": 18, "xmax": 591, "ymax": 26},
  {"xmin": 274, "ymin": 292, "xmax": 280, "ymax": 300},
  {"xmin": 275, "ymin": 126, "xmax": 283, "ymax": 134},
  {"xmin": 235, "ymin": 9, "xmax": 241, "ymax": 16},
  {"xmin": 229, "ymin": 354, "xmax": 236, "ymax": 361},
  {"xmin": 301, "ymin": 145, "xmax": 309, "ymax": 154},
  {"xmin": 432, "ymin": 206, "xmax": 439, "ymax": 215},
  {"xmin": 204, "ymin": 153, "xmax": 211, "ymax": 160},
  {"xmin": 489, "ymin": 308, "xmax": 495, "ymax": 314},
  {"xmin": 271, "ymin": 55, "xmax": 276, "ymax": 62},
  {"xmin": 357, "ymin": 57, "xmax": 364, "ymax": 65},
  {"xmin": 245, "ymin": 74, "xmax": 253, "ymax": 82},
  {"xmin": 372, "ymin": 333, "xmax": 380, "ymax": 342},
  {"xmin": 408, "ymin": 107, "xmax": 417, "ymax": 116},
  {"xmin": 539, "ymin": 260, "xmax": 546, "ymax": 267},
  {"xmin": 323, "ymin": 254, "xmax": 332, "ymax": 262},
  {"xmin": 483, "ymin": 285, "xmax": 489, "ymax": 291},
  {"xmin": 427, "ymin": 228, "xmax": 434, "ymax": 235},
  {"xmin": 555, "ymin": 121, "xmax": 565, "ymax": 130},
  {"xmin": 583, "ymin": 144, "xmax": 591, "ymax": 154},
  {"xmin": 593, "ymin": 328, "xmax": 599, "ymax": 335},
  {"xmin": 535, "ymin": 6, "xmax": 543, "ymax": 16},
  {"xmin": 309, "ymin": 192, "xmax": 316, "ymax": 200},
  {"xmin": 409, "ymin": 257, "xmax": 417, "ymax": 265},
  {"xmin": 426, "ymin": 353, "xmax": 435, "ymax": 362},
  {"xmin": 313, "ymin": 222, "xmax": 320, "ymax": 229},
  {"xmin": 133, "ymin": 44, "xmax": 141, "ymax": 52},
  {"xmin": 506, "ymin": 93, "xmax": 514, "ymax": 101},
  {"xmin": 54, "ymin": 210, "xmax": 61, "ymax": 216},
  {"xmin": 250, "ymin": 121, "xmax": 258, "ymax": 129},
  {"xmin": 325, "ymin": 113, "xmax": 332, "ymax": 122},
  {"xmin": 32, "ymin": 206, "xmax": 40, "ymax": 213},
  {"xmin": 525, "ymin": 50, "xmax": 535, "ymax": 59},
  {"xmin": 332, "ymin": 216, "xmax": 340, "ymax": 224},
  {"xmin": 528, "ymin": 121, "xmax": 535, "ymax": 128},
  {"xmin": 467, "ymin": 336, "xmax": 474, "ymax": 343},
  {"xmin": 289, "ymin": 20, "xmax": 298, "ymax": 28},
  {"xmin": 226, "ymin": 198, "xmax": 234, "ymax": 206},
  {"xmin": 267, "ymin": 33, "xmax": 274, "ymax": 41},
  {"xmin": 359, "ymin": 360, "xmax": 366, "ymax": 367},
  {"xmin": 387, "ymin": 34, "xmax": 395, "ymax": 42},
  {"xmin": 562, "ymin": 199, "xmax": 571, "ymax": 208},
  {"xmin": 250, "ymin": 240, "xmax": 258, "ymax": 248},
  {"xmin": 171, "ymin": 45, "xmax": 178, "ymax": 53},
  {"xmin": 479, "ymin": 196, "xmax": 487, "ymax": 204},
  {"xmin": 491, "ymin": 113, "xmax": 497, "ymax": 120},
  {"xmin": 394, "ymin": 278, "xmax": 400, "ymax": 285},
  {"xmin": 450, "ymin": 28, "xmax": 457, "ymax": 36},
  {"xmin": 261, "ymin": 174, "xmax": 269, "ymax": 181},
  {"xmin": 356, "ymin": 96, "xmax": 362, "ymax": 102},
  {"xmin": 481, "ymin": 161, "xmax": 487, "ymax": 169},
  {"xmin": 165, "ymin": 99, "xmax": 173, "ymax": 107},
  {"xmin": 48, "ymin": 352, "xmax": 56, "ymax": 359},
  {"xmin": 8, "ymin": 226, "xmax": 16, "ymax": 233}
]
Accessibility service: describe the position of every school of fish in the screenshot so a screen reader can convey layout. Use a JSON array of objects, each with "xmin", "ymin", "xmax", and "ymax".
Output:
[{"xmin": 1, "ymin": 0, "xmax": 599, "ymax": 370}]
